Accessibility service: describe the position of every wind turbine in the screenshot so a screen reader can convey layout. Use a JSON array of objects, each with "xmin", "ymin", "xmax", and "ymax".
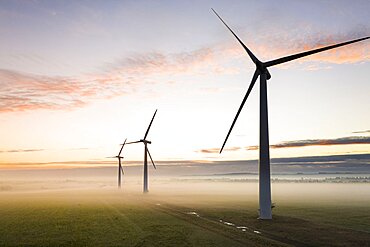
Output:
[
  {"xmin": 107, "ymin": 138, "xmax": 127, "ymax": 188},
  {"xmin": 212, "ymin": 8, "xmax": 369, "ymax": 220},
  {"xmin": 126, "ymin": 110, "xmax": 157, "ymax": 193}
]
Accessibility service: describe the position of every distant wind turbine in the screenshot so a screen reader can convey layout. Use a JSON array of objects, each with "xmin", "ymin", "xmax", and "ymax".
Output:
[
  {"xmin": 212, "ymin": 8, "xmax": 369, "ymax": 220},
  {"xmin": 126, "ymin": 110, "xmax": 157, "ymax": 193},
  {"xmin": 107, "ymin": 138, "xmax": 127, "ymax": 188}
]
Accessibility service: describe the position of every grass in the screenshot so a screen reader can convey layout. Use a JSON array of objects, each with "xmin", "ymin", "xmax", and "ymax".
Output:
[
  {"xmin": 0, "ymin": 191, "xmax": 282, "ymax": 247},
  {"xmin": 0, "ymin": 182, "xmax": 370, "ymax": 246},
  {"xmin": 157, "ymin": 193, "xmax": 370, "ymax": 247}
]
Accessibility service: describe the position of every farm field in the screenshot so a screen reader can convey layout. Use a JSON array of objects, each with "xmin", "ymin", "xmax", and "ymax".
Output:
[{"xmin": 0, "ymin": 180, "xmax": 369, "ymax": 246}]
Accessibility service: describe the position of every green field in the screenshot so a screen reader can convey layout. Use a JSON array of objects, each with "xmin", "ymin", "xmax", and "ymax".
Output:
[
  {"xmin": 0, "ymin": 191, "xmax": 281, "ymax": 247},
  {"xmin": 0, "ymin": 182, "xmax": 370, "ymax": 246}
]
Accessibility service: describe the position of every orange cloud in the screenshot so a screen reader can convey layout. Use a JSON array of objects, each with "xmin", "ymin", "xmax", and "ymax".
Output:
[
  {"xmin": 198, "ymin": 136, "xmax": 370, "ymax": 154},
  {"xmin": 0, "ymin": 47, "xmax": 232, "ymax": 113},
  {"xmin": 197, "ymin": 146, "xmax": 241, "ymax": 154},
  {"xmin": 1, "ymin": 28, "xmax": 368, "ymax": 113},
  {"xmin": 247, "ymin": 136, "xmax": 370, "ymax": 150},
  {"xmin": 353, "ymin": 129, "xmax": 370, "ymax": 134},
  {"xmin": 0, "ymin": 149, "xmax": 45, "ymax": 153},
  {"xmin": 217, "ymin": 25, "xmax": 369, "ymax": 67}
]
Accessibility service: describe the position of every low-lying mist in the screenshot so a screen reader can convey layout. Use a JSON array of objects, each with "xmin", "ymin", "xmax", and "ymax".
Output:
[{"xmin": 1, "ymin": 165, "xmax": 369, "ymax": 207}]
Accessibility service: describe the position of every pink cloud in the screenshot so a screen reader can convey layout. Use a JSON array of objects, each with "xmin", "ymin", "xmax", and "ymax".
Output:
[
  {"xmin": 220, "ymin": 26, "xmax": 369, "ymax": 66},
  {"xmin": 1, "ymin": 28, "xmax": 368, "ymax": 113},
  {"xmin": 0, "ymin": 47, "xmax": 228, "ymax": 113},
  {"xmin": 109, "ymin": 47, "xmax": 219, "ymax": 76}
]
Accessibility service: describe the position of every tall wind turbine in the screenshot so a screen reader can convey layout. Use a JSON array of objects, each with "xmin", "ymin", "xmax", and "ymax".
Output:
[
  {"xmin": 107, "ymin": 138, "xmax": 127, "ymax": 188},
  {"xmin": 212, "ymin": 8, "xmax": 369, "ymax": 220},
  {"xmin": 126, "ymin": 110, "xmax": 157, "ymax": 193}
]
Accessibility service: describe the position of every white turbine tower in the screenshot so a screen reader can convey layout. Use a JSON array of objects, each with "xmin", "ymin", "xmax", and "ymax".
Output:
[
  {"xmin": 212, "ymin": 8, "xmax": 369, "ymax": 220},
  {"xmin": 126, "ymin": 110, "xmax": 157, "ymax": 193}
]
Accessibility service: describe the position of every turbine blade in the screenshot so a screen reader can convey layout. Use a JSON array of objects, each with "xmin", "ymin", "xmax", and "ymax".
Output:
[
  {"xmin": 147, "ymin": 148, "xmax": 156, "ymax": 169},
  {"xmin": 264, "ymin": 36, "xmax": 369, "ymax": 67},
  {"xmin": 120, "ymin": 165, "xmax": 124, "ymax": 175},
  {"xmin": 126, "ymin": 140, "xmax": 142, "ymax": 144},
  {"xmin": 118, "ymin": 138, "xmax": 127, "ymax": 156},
  {"xmin": 144, "ymin": 109, "xmax": 157, "ymax": 140},
  {"xmin": 211, "ymin": 8, "xmax": 260, "ymax": 65},
  {"xmin": 220, "ymin": 69, "xmax": 259, "ymax": 153},
  {"xmin": 106, "ymin": 156, "xmax": 116, "ymax": 158}
]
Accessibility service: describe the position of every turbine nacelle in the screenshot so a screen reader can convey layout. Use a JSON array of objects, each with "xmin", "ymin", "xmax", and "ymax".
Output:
[
  {"xmin": 140, "ymin": 139, "xmax": 152, "ymax": 144},
  {"xmin": 256, "ymin": 64, "xmax": 271, "ymax": 80},
  {"xmin": 265, "ymin": 70, "xmax": 271, "ymax": 80}
]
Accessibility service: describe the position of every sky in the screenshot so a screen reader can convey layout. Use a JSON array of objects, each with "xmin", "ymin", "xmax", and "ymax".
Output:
[{"xmin": 0, "ymin": 0, "xmax": 369, "ymax": 169}]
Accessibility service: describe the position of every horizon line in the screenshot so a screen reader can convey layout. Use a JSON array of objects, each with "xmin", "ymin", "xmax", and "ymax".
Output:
[{"xmin": 0, "ymin": 152, "xmax": 368, "ymax": 171}]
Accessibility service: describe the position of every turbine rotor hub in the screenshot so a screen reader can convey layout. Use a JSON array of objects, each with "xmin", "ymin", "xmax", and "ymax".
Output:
[
  {"xmin": 257, "ymin": 64, "xmax": 271, "ymax": 80},
  {"xmin": 140, "ymin": 139, "xmax": 152, "ymax": 144}
]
